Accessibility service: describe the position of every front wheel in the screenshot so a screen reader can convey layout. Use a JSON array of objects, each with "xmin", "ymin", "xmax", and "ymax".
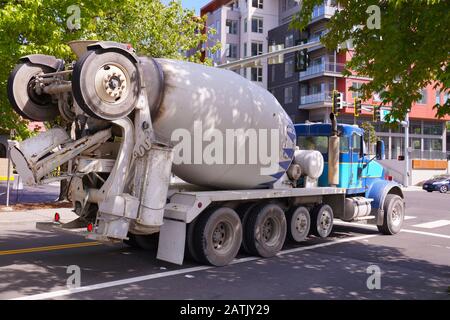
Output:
[
  {"xmin": 439, "ymin": 185, "xmax": 448, "ymax": 193},
  {"xmin": 377, "ymin": 194, "xmax": 405, "ymax": 235}
]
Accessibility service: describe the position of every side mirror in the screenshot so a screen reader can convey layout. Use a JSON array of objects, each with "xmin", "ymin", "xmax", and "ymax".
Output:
[
  {"xmin": 376, "ymin": 140, "xmax": 385, "ymax": 160},
  {"xmin": 359, "ymin": 136, "xmax": 366, "ymax": 158}
]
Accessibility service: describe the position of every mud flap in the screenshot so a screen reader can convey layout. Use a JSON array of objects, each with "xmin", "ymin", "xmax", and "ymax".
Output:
[{"xmin": 157, "ymin": 219, "xmax": 186, "ymax": 265}]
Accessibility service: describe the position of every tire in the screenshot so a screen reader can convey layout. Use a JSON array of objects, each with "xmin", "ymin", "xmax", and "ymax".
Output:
[
  {"xmin": 123, "ymin": 233, "xmax": 138, "ymax": 247},
  {"xmin": 377, "ymin": 194, "xmax": 405, "ymax": 235},
  {"xmin": 243, "ymin": 203, "xmax": 287, "ymax": 258},
  {"xmin": 133, "ymin": 233, "xmax": 159, "ymax": 250},
  {"xmin": 186, "ymin": 217, "xmax": 201, "ymax": 263},
  {"xmin": 235, "ymin": 202, "xmax": 258, "ymax": 254},
  {"xmin": 7, "ymin": 62, "xmax": 59, "ymax": 121},
  {"xmin": 193, "ymin": 207, "xmax": 242, "ymax": 266},
  {"xmin": 286, "ymin": 206, "xmax": 310, "ymax": 243},
  {"xmin": 310, "ymin": 204, "xmax": 334, "ymax": 238},
  {"xmin": 439, "ymin": 185, "xmax": 448, "ymax": 193},
  {"xmin": 427, "ymin": 190, "xmax": 433, "ymax": 193},
  {"xmin": 72, "ymin": 50, "xmax": 140, "ymax": 120}
]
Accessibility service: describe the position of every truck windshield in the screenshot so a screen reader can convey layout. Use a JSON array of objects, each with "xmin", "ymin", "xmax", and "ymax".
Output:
[{"xmin": 297, "ymin": 136, "xmax": 328, "ymax": 154}]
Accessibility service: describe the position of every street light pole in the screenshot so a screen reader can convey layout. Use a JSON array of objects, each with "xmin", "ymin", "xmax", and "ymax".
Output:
[{"xmin": 404, "ymin": 113, "xmax": 410, "ymax": 187}]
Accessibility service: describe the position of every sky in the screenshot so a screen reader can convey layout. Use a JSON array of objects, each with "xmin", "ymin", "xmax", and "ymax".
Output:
[{"xmin": 163, "ymin": 0, "xmax": 211, "ymax": 14}]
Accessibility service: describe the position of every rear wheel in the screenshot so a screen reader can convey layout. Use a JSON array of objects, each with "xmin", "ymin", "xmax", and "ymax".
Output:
[
  {"xmin": 310, "ymin": 204, "xmax": 334, "ymax": 238},
  {"xmin": 286, "ymin": 206, "xmax": 310, "ymax": 243},
  {"xmin": 193, "ymin": 207, "xmax": 242, "ymax": 266},
  {"xmin": 377, "ymin": 194, "xmax": 404, "ymax": 235},
  {"xmin": 243, "ymin": 203, "xmax": 287, "ymax": 258},
  {"xmin": 133, "ymin": 234, "xmax": 159, "ymax": 250},
  {"xmin": 7, "ymin": 62, "xmax": 59, "ymax": 121}
]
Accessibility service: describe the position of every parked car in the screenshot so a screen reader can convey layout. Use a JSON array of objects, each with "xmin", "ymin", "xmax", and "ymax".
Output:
[{"xmin": 422, "ymin": 175, "xmax": 450, "ymax": 193}]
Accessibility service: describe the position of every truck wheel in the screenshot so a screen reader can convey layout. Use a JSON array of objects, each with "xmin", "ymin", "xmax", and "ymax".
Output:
[
  {"xmin": 72, "ymin": 50, "xmax": 140, "ymax": 120},
  {"xmin": 186, "ymin": 217, "xmax": 201, "ymax": 263},
  {"xmin": 193, "ymin": 207, "xmax": 242, "ymax": 266},
  {"xmin": 377, "ymin": 194, "xmax": 405, "ymax": 235},
  {"xmin": 439, "ymin": 185, "xmax": 448, "ymax": 193},
  {"xmin": 123, "ymin": 233, "xmax": 140, "ymax": 248},
  {"xmin": 133, "ymin": 233, "xmax": 159, "ymax": 250},
  {"xmin": 236, "ymin": 202, "xmax": 258, "ymax": 254},
  {"xmin": 7, "ymin": 62, "xmax": 59, "ymax": 121},
  {"xmin": 310, "ymin": 204, "xmax": 334, "ymax": 238},
  {"xmin": 243, "ymin": 203, "xmax": 287, "ymax": 258},
  {"xmin": 286, "ymin": 206, "xmax": 310, "ymax": 243}
]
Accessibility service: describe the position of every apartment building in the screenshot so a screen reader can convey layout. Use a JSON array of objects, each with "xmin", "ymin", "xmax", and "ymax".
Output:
[
  {"xmin": 201, "ymin": 0, "xmax": 450, "ymax": 160},
  {"xmin": 201, "ymin": 0, "xmax": 279, "ymax": 88}
]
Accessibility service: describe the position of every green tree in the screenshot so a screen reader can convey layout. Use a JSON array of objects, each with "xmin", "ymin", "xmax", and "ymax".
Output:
[
  {"xmin": 291, "ymin": 0, "xmax": 450, "ymax": 122},
  {"xmin": 0, "ymin": 0, "xmax": 218, "ymax": 138},
  {"xmin": 360, "ymin": 121, "xmax": 378, "ymax": 145}
]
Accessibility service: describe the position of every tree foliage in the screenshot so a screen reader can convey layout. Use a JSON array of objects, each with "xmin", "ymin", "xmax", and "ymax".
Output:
[
  {"xmin": 291, "ymin": 0, "xmax": 450, "ymax": 122},
  {"xmin": 0, "ymin": 0, "xmax": 218, "ymax": 138},
  {"xmin": 360, "ymin": 121, "xmax": 378, "ymax": 146}
]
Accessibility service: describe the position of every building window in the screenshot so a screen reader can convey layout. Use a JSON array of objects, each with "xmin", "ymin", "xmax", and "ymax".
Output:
[
  {"xmin": 252, "ymin": 0, "xmax": 263, "ymax": 9},
  {"xmin": 244, "ymin": 19, "xmax": 247, "ymax": 33},
  {"xmin": 251, "ymin": 17, "xmax": 263, "ymax": 33},
  {"xmin": 435, "ymin": 90, "xmax": 441, "ymax": 105},
  {"xmin": 284, "ymin": 87, "xmax": 293, "ymax": 104},
  {"xmin": 444, "ymin": 91, "xmax": 449, "ymax": 104},
  {"xmin": 351, "ymin": 82, "xmax": 363, "ymax": 98},
  {"xmin": 251, "ymin": 42, "xmax": 263, "ymax": 56},
  {"xmin": 243, "ymin": 42, "xmax": 247, "ymax": 57},
  {"xmin": 409, "ymin": 122, "xmax": 422, "ymax": 134},
  {"xmin": 417, "ymin": 88, "xmax": 427, "ymax": 104},
  {"xmin": 226, "ymin": 20, "xmax": 238, "ymax": 34},
  {"xmin": 225, "ymin": 44, "xmax": 238, "ymax": 58},
  {"xmin": 285, "ymin": 34, "xmax": 294, "ymax": 48},
  {"xmin": 285, "ymin": 59, "xmax": 294, "ymax": 78},
  {"xmin": 251, "ymin": 67, "xmax": 263, "ymax": 82},
  {"xmin": 423, "ymin": 122, "xmax": 442, "ymax": 135},
  {"xmin": 271, "ymin": 65, "xmax": 276, "ymax": 82}
]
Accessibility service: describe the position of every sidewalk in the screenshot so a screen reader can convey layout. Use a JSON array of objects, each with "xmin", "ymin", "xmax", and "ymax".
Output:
[{"xmin": 0, "ymin": 207, "xmax": 77, "ymax": 226}]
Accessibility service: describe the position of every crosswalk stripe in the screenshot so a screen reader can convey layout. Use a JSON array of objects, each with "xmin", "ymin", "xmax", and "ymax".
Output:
[{"xmin": 412, "ymin": 220, "xmax": 450, "ymax": 229}]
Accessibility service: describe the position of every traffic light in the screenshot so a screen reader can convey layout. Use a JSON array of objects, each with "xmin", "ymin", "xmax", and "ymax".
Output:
[
  {"xmin": 295, "ymin": 49, "xmax": 310, "ymax": 72},
  {"xmin": 373, "ymin": 105, "xmax": 381, "ymax": 122},
  {"xmin": 354, "ymin": 98, "xmax": 362, "ymax": 117},
  {"xmin": 332, "ymin": 90, "xmax": 344, "ymax": 115}
]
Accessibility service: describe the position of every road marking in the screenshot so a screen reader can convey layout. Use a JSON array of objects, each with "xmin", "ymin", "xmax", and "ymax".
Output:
[
  {"xmin": 334, "ymin": 221, "xmax": 450, "ymax": 239},
  {"xmin": 11, "ymin": 234, "xmax": 376, "ymax": 300},
  {"xmin": 404, "ymin": 216, "xmax": 416, "ymax": 220},
  {"xmin": 412, "ymin": 220, "xmax": 450, "ymax": 229},
  {"xmin": 0, "ymin": 242, "xmax": 101, "ymax": 256}
]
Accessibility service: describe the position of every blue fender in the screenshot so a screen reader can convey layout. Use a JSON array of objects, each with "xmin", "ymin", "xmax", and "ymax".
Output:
[{"xmin": 365, "ymin": 179, "xmax": 404, "ymax": 225}]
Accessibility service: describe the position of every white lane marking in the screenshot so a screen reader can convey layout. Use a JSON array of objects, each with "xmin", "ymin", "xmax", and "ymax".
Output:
[
  {"xmin": 404, "ymin": 216, "xmax": 416, "ymax": 220},
  {"xmin": 11, "ymin": 234, "xmax": 376, "ymax": 300},
  {"xmin": 412, "ymin": 220, "xmax": 450, "ymax": 229},
  {"xmin": 334, "ymin": 221, "xmax": 450, "ymax": 239}
]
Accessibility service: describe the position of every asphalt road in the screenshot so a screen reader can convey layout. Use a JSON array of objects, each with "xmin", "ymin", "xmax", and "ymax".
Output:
[{"xmin": 0, "ymin": 190, "xmax": 449, "ymax": 300}]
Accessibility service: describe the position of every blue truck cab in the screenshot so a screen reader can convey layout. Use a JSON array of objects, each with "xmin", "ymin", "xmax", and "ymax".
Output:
[{"xmin": 295, "ymin": 122, "xmax": 405, "ymax": 235}]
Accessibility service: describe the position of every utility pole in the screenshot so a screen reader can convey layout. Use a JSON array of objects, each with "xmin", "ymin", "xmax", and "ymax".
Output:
[{"xmin": 401, "ymin": 113, "xmax": 410, "ymax": 187}]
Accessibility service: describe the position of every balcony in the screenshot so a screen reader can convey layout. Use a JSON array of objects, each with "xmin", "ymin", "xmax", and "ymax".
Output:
[
  {"xmin": 310, "ymin": 5, "xmax": 337, "ymax": 23},
  {"xmin": 300, "ymin": 91, "xmax": 332, "ymax": 106},
  {"xmin": 299, "ymin": 62, "xmax": 345, "ymax": 81}
]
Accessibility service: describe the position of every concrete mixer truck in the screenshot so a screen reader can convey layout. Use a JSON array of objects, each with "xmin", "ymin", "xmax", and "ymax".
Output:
[{"xmin": 6, "ymin": 41, "xmax": 405, "ymax": 266}]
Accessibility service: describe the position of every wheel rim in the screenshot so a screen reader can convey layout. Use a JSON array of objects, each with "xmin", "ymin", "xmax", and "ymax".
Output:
[
  {"xmin": 261, "ymin": 216, "xmax": 281, "ymax": 246},
  {"xmin": 211, "ymin": 221, "xmax": 233, "ymax": 253},
  {"xmin": 319, "ymin": 210, "xmax": 332, "ymax": 233},
  {"xmin": 295, "ymin": 212, "xmax": 308, "ymax": 234},
  {"xmin": 390, "ymin": 202, "xmax": 403, "ymax": 227},
  {"xmin": 441, "ymin": 186, "xmax": 447, "ymax": 192},
  {"xmin": 94, "ymin": 63, "xmax": 129, "ymax": 104}
]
